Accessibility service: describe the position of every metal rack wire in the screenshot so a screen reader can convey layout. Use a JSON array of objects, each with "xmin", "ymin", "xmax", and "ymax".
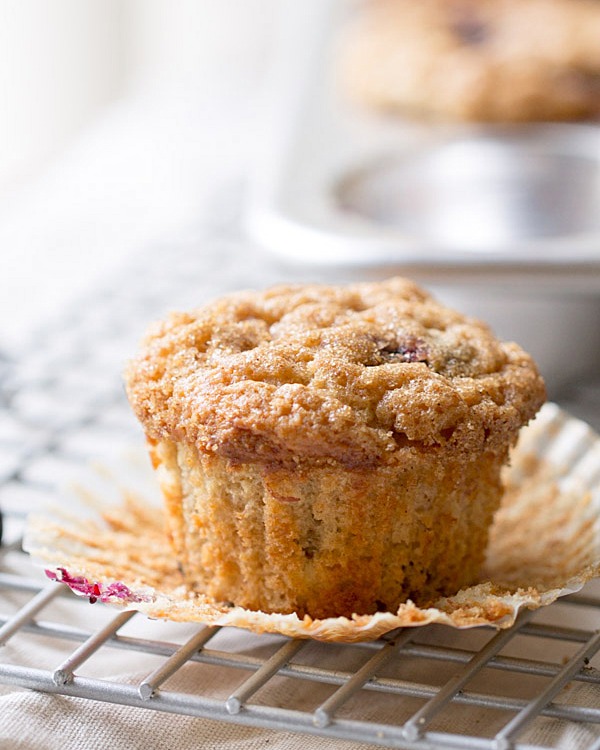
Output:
[
  {"xmin": 4, "ymin": 562, "xmax": 600, "ymax": 748},
  {"xmin": 2, "ymin": 234, "xmax": 600, "ymax": 749}
]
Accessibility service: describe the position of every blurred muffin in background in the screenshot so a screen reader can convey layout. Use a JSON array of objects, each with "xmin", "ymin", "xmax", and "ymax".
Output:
[{"xmin": 338, "ymin": 0, "xmax": 600, "ymax": 122}]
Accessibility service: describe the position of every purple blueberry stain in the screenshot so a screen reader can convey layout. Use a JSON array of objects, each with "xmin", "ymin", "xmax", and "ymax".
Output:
[
  {"xmin": 45, "ymin": 567, "xmax": 148, "ymax": 604},
  {"xmin": 449, "ymin": 8, "xmax": 489, "ymax": 46},
  {"xmin": 379, "ymin": 336, "xmax": 429, "ymax": 365}
]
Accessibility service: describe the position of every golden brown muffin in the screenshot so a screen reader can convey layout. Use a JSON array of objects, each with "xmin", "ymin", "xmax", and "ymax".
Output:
[
  {"xmin": 125, "ymin": 277, "xmax": 546, "ymax": 619},
  {"xmin": 339, "ymin": 0, "xmax": 600, "ymax": 122}
]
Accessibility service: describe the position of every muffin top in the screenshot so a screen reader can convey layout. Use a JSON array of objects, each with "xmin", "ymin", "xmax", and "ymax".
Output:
[
  {"xmin": 340, "ymin": 0, "xmax": 600, "ymax": 122},
  {"xmin": 125, "ymin": 278, "xmax": 546, "ymax": 468}
]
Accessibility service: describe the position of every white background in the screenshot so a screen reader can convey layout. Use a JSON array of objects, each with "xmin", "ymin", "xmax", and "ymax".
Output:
[{"xmin": 0, "ymin": 0, "xmax": 279, "ymax": 352}]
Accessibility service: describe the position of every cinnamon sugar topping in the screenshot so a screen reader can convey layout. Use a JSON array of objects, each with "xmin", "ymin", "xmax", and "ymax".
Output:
[{"xmin": 125, "ymin": 277, "xmax": 545, "ymax": 467}]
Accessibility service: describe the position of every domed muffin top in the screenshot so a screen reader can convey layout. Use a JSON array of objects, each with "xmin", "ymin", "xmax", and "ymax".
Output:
[
  {"xmin": 339, "ymin": 0, "xmax": 600, "ymax": 122},
  {"xmin": 125, "ymin": 277, "xmax": 546, "ymax": 468}
]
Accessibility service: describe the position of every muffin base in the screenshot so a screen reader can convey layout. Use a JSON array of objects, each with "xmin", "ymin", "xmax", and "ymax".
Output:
[{"xmin": 149, "ymin": 438, "xmax": 506, "ymax": 620}]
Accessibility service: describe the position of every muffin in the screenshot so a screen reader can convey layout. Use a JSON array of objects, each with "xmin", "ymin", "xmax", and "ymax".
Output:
[
  {"xmin": 125, "ymin": 278, "xmax": 545, "ymax": 619},
  {"xmin": 339, "ymin": 0, "xmax": 600, "ymax": 122}
]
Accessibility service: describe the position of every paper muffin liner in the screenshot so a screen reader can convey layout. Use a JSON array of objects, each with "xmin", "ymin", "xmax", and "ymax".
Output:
[{"xmin": 23, "ymin": 402, "xmax": 600, "ymax": 643}]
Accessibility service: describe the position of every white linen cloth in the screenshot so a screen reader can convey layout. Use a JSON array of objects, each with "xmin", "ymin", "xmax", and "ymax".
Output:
[{"xmin": 2, "ymin": 676, "xmax": 598, "ymax": 750}]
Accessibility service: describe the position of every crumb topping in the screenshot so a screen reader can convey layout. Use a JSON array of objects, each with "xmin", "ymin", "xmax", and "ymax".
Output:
[{"xmin": 125, "ymin": 277, "xmax": 546, "ymax": 467}]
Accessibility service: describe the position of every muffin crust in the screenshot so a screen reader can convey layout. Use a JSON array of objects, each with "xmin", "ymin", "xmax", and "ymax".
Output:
[{"xmin": 126, "ymin": 277, "xmax": 545, "ymax": 469}]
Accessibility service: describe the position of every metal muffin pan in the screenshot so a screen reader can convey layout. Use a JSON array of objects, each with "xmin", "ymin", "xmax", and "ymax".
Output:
[
  {"xmin": 246, "ymin": 0, "xmax": 600, "ymax": 394},
  {"xmin": 337, "ymin": 128, "xmax": 600, "ymax": 254}
]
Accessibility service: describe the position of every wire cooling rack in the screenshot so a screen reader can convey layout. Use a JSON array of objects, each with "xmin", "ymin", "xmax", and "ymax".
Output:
[{"xmin": 2, "ymin": 233, "xmax": 600, "ymax": 749}]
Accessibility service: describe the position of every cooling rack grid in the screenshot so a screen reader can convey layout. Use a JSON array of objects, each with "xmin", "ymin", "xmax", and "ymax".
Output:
[
  {"xmin": 2, "ymin": 237, "xmax": 600, "ymax": 750},
  {"xmin": 4, "ymin": 546, "xmax": 600, "ymax": 749}
]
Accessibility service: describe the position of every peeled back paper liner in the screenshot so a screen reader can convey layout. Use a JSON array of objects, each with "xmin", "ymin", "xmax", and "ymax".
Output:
[{"xmin": 23, "ymin": 402, "xmax": 600, "ymax": 643}]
